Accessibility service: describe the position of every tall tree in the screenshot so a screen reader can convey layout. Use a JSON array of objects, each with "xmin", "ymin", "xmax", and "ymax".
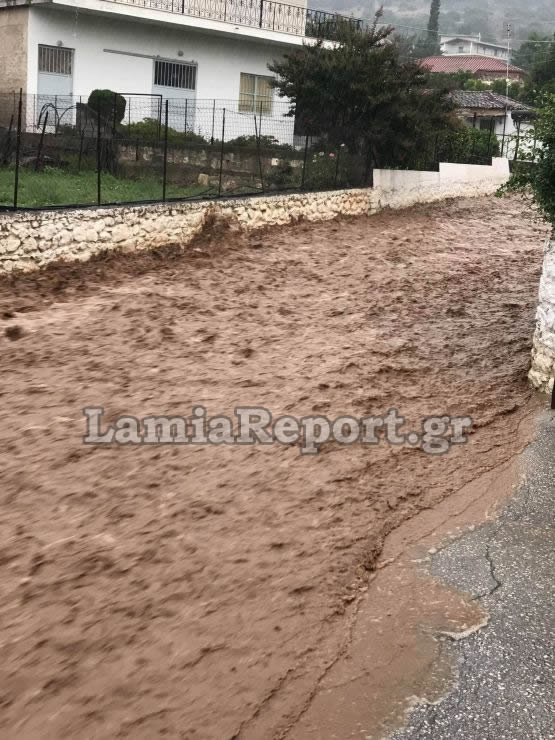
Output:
[
  {"xmin": 414, "ymin": 0, "xmax": 441, "ymax": 58},
  {"xmin": 529, "ymin": 33, "xmax": 555, "ymax": 101},
  {"xmin": 512, "ymin": 33, "xmax": 550, "ymax": 72},
  {"xmin": 268, "ymin": 12, "xmax": 454, "ymax": 168},
  {"xmin": 426, "ymin": 0, "xmax": 441, "ymax": 53}
]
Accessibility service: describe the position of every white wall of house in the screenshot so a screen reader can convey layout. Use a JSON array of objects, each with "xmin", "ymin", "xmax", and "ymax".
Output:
[
  {"xmin": 26, "ymin": 5, "xmax": 295, "ymax": 141},
  {"xmin": 440, "ymin": 36, "xmax": 508, "ymax": 60},
  {"xmin": 460, "ymin": 111, "xmax": 535, "ymax": 159}
]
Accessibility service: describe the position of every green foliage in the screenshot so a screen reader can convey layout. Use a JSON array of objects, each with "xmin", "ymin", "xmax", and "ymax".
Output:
[
  {"xmin": 225, "ymin": 135, "xmax": 296, "ymax": 156},
  {"xmin": 303, "ymin": 149, "xmax": 365, "ymax": 189},
  {"xmin": 428, "ymin": 75, "xmax": 527, "ymax": 103},
  {"xmin": 437, "ymin": 125, "xmax": 500, "ymax": 164},
  {"xmin": 427, "ymin": 71, "xmax": 477, "ymax": 90},
  {"xmin": 124, "ymin": 118, "xmax": 207, "ymax": 146},
  {"xmin": 268, "ymin": 11, "xmax": 454, "ymax": 168},
  {"xmin": 529, "ymin": 34, "xmax": 555, "ymax": 100},
  {"xmin": 0, "ymin": 166, "xmax": 203, "ymax": 207},
  {"xmin": 88, "ymin": 89, "xmax": 127, "ymax": 125},
  {"xmin": 265, "ymin": 161, "xmax": 299, "ymax": 189},
  {"xmin": 500, "ymin": 95, "xmax": 555, "ymax": 225},
  {"xmin": 512, "ymin": 33, "xmax": 551, "ymax": 71},
  {"xmin": 226, "ymin": 134, "xmax": 278, "ymax": 148},
  {"xmin": 489, "ymin": 79, "xmax": 527, "ymax": 102},
  {"xmin": 509, "ymin": 32, "xmax": 555, "ymax": 104},
  {"xmin": 463, "ymin": 78, "xmax": 490, "ymax": 92},
  {"xmin": 412, "ymin": 0, "xmax": 441, "ymax": 58}
]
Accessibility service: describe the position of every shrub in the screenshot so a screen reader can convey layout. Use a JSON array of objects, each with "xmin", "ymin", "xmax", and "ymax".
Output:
[
  {"xmin": 500, "ymin": 95, "xmax": 555, "ymax": 227},
  {"xmin": 437, "ymin": 125, "xmax": 500, "ymax": 164},
  {"xmin": 124, "ymin": 118, "xmax": 208, "ymax": 146},
  {"xmin": 88, "ymin": 89, "xmax": 127, "ymax": 125}
]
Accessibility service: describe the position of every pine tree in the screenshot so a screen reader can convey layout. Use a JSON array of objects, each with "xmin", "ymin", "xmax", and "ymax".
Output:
[
  {"xmin": 426, "ymin": 0, "xmax": 441, "ymax": 51},
  {"xmin": 414, "ymin": 0, "xmax": 441, "ymax": 58}
]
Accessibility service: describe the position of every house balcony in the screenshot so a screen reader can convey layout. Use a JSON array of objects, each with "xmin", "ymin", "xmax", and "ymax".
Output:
[{"xmin": 98, "ymin": 0, "xmax": 364, "ymax": 41}]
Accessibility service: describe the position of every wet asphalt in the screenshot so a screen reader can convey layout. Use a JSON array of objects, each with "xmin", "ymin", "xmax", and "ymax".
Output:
[{"xmin": 388, "ymin": 409, "xmax": 555, "ymax": 740}]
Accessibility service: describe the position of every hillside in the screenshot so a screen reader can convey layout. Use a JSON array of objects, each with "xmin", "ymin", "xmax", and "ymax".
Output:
[{"xmin": 318, "ymin": 0, "xmax": 555, "ymax": 48}]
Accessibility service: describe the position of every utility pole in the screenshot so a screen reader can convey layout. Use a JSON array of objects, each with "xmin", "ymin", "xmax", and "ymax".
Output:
[
  {"xmin": 505, "ymin": 23, "xmax": 512, "ymax": 101},
  {"xmin": 501, "ymin": 23, "xmax": 512, "ymax": 157}
]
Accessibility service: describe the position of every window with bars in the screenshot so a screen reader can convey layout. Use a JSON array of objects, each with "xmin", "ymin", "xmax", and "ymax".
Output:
[
  {"xmin": 38, "ymin": 45, "xmax": 73, "ymax": 75},
  {"xmin": 154, "ymin": 60, "xmax": 197, "ymax": 90},
  {"xmin": 238, "ymin": 73, "xmax": 274, "ymax": 115}
]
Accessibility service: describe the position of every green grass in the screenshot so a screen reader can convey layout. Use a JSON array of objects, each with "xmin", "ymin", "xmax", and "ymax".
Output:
[{"xmin": 0, "ymin": 167, "xmax": 208, "ymax": 208}]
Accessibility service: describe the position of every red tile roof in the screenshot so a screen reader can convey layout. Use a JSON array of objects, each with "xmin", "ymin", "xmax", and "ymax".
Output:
[{"xmin": 420, "ymin": 55, "xmax": 525, "ymax": 75}]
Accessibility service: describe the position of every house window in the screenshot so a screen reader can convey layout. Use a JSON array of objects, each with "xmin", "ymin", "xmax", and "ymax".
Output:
[
  {"xmin": 38, "ymin": 45, "xmax": 73, "ymax": 75},
  {"xmin": 154, "ymin": 60, "xmax": 196, "ymax": 90},
  {"xmin": 239, "ymin": 73, "xmax": 273, "ymax": 115},
  {"xmin": 458, "ymin": 45, "xmax": 464, "ymax": 53}
]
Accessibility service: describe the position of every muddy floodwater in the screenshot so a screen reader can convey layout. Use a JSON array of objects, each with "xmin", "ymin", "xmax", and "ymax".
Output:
[{"xmin": 0, "ymin": 195, "xmax": 549, "ymax": 738}]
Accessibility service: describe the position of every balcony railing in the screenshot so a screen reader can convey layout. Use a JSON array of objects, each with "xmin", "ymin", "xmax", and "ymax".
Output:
[{"xmin": 102, "ymin": 0, "xmax": 364, "ymax": 40}]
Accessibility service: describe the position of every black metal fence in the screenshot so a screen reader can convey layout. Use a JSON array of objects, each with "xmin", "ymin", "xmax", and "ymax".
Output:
[
  {"xmin": 0, "ymin": 91, "xmax": 373, "ymax": 210},
  {"xmin": 0, "ymin": 91, "xmax": 523, "ymax": 212},
  {"xmin": 105, "ymin": 0, "xmax": 364, "ymax": 40}
]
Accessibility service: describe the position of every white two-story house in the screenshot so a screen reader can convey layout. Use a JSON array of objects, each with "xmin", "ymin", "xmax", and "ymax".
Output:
[
  {"xmin": 440, "ymin": 35, "xmax": 509, "ymax": 60},
  {"xmin": 0, "ymin": 0, "xmax": 361, "ymax": 140}
]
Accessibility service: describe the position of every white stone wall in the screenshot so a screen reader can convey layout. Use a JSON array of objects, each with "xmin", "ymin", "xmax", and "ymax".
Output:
[
  {"xmin": 0, "ymin": 158, "xmax": 511, "ymax": 275},
  {"xmin": 529, "ymin": 233, "xmax": 555, "ymax": 394}
]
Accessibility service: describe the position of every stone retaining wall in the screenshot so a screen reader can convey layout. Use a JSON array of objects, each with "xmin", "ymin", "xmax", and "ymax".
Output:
[
  {"xmin": 529, "ymin": 233, "xmax": 555, "ymax": 394},
  {"xmin": 0, "ymin": 158, "xmax": 510, "ymax": 274}
]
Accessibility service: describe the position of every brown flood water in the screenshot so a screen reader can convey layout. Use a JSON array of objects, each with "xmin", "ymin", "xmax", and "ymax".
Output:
[{"xmin": 0, "ymin": 195, "xmax": 548, "ymax": 738}]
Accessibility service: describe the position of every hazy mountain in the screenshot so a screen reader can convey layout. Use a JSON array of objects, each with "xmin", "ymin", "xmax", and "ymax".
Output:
[{"xmin": 315, "ymin": 0, "xmax": 555, "ymax": 48}]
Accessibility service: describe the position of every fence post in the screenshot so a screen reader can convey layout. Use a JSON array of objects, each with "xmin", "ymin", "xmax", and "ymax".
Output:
[
  {"xmin": 487, "ymin": 117, "xmax": 494, "ymax": 158},
  {"xmin": 254, "ymin": 114, "xmax": 265, "ymax": 193},
  {"xmin": 363, "ymin": 137, "xmax": 374, "ymax": 188},
  {"xmin": 184, "ymin": 98, "xmax": 188, "ymax": 138},
  {"xmin": 333, "ymin": 144, "xmax": 341, "ymax": 188},
  {"xmin": 162, "ymin": 99, "xmax": 169, "ymax": 201},
  {"xmin": 259, "ymin": 0, "xmax": 264, "ymax": 27},
  {"xmin": 1, "ymin": 114, "xmax": 14, "ymax": 167},
  {"xmin": 301, "ymin": 134, "xmax": 309, "ymax": 190},
  {"xmin": 500, "ymin": 111, "xmax": 508, "ymax": 157},
  {"xmin": 35, "ymin": 111, "xmax": 48, "ymax": 171},
  {"xmin": 210, "ymin": 99, "xmax": 216, "ymax": 146},
  {"xmin": 96, "ymin": 105, "xmax": 102, "ymax": 206},
  {"xmin": 513, "ymin": 120, "xmax": 521, "ymax": 162},
  {"xmin": 218, "ymin": 108, "xmax": 226, "ymax": 197},
  {"xmin": 469, "ymin": 126, "xmax": 476, "ymax": 163},
  {"xmin": 112, "ymin": 91, "xmax": 117, "ymax": 137},
  {"xmin": 13, "ymin": 88, "xmax": 22, "ymax": 210},
  {"xmin": 157, "ymin": 97, "xmax": 162, "ymax": 143},
  {"xmin": 78, "ymin": 127, "xmax": 85, "ymax": 172}
]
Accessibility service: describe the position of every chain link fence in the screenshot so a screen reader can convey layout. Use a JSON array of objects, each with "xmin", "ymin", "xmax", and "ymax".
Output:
[{"xmin": 0, "ymin": 91, "xmax": 528, "ymax": 211}]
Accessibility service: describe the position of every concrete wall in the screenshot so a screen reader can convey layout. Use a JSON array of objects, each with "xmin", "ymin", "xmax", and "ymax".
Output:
[
  {"xmin": 529, "ymin": 233, "xmax": 555, "ymax": 395},
  {"xmin": 0, "ymin": 158, "xmax": 511, "ymax": 275},
  {"xmin": 0, "ymin": 6, "xmax": 29, "ymax": 95},
  {"xmin": 373, "ymin": 157, "xmax": 509, "ymax": 210}
]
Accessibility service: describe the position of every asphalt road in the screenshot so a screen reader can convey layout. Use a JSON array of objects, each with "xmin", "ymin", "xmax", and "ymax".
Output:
[{"xmin": 389, "ymin": 410, "xmax": 555, "ymax": 740}]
